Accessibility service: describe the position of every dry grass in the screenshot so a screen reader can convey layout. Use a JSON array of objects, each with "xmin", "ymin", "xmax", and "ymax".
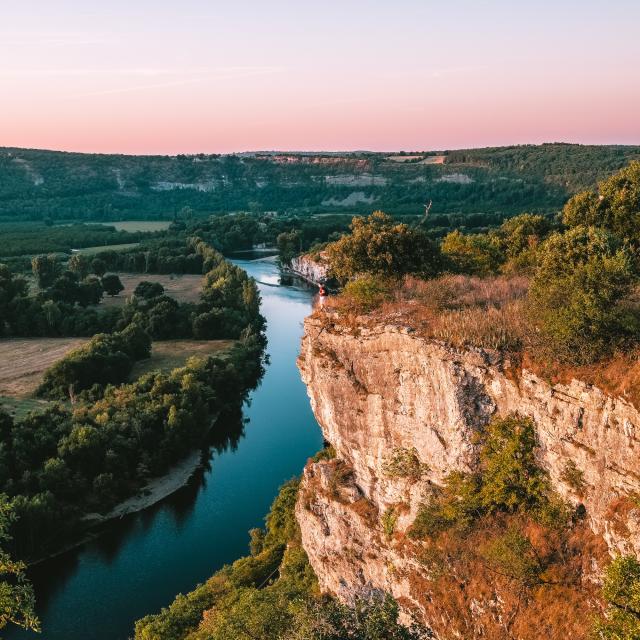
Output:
[
  {"xmin": 0, "ymin": 337, "xmax": 87, "ymax": 397},
  {"xmin": 129, "ymin": 339, "xmax": 234, "ymax": 379},
  {"xmin": 100, "ymin": 273, "xmax": 204, "ymax": 307},
  {"xmin": 326, "ymin": 274, "xmax": 531, "ymax": 352}
]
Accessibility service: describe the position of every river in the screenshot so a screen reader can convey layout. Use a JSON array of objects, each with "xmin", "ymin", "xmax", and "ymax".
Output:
[{"xmin": 10, "ymin": 257, "xmax": 323, "ymax": 640}]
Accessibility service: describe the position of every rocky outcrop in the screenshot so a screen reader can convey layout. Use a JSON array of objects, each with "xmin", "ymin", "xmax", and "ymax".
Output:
[
  {"xmin": 289, "ymin": 253, "xmax": 329, "ymax": 285},
  {"xmin": 296, "ymin": 316, "xmax": 640, "ymax": 636}
]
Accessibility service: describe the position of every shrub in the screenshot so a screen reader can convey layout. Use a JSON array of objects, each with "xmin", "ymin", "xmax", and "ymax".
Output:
[
  {"xmin": 594, "ymin": 555, "xmax": 640, "ymax": 639},
  {"xmin": 382, "ymin": 447, "xmax": 428, "ymax": 481},
  {"xmin": 528, "ymin": 226, "xmax": 638, "ymax": 364},
  {"xmin": 381, "ymin": 507, "xmax": 398, "ymax": 538},
  {"xmin": 326, "ymin": 211, "xmax": 442, "ymax": 283},
  {"xmin": 561, "ymin": 460, "xmax": 586, "ymax": 496},
  {"xmin": 341, "ymin": 275, "xmax": 392, "ymax": 312}
]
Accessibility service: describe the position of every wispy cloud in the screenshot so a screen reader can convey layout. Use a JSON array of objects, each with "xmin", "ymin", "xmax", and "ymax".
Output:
[{"xmin": 60, "ymin": 66, "xmax": 286, "ymax": 99}]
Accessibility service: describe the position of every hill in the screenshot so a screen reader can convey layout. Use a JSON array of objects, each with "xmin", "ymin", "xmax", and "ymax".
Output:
[{"xmin": 2, "ymin": 143, "xmax": 639, "ymax": 223}]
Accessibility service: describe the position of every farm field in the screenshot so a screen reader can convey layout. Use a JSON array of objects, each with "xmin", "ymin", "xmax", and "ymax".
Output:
[
  {"xmin": 98, "ymin": 221, "xmax": 172, "ymax": 232},
  {"xmin": 0, "ymin": 337, "xmax": 86, "ymax": 419},
  {"xmin": 130, "ymin": 339, "xmax": 234, "ymax": 379},
  {"xmin": 100, "ymin": 272, "xmax": 204, "ymax": 306}
]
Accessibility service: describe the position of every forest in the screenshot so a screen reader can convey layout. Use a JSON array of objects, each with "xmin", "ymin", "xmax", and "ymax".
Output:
[{"xmin": 2, "ymin": 144, "xmax": 640, "ymax": 223}]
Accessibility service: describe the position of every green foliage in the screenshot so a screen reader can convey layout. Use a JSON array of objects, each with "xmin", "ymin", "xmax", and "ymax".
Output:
[
  {"xmin": 410, "ymin": 415, "xmax": 554, "ymax": 539},
  {"xmin": 563, "ymin": 161, "xmax": 640, "ymax": 245},
  {"xmin": 31, "ymin": 253, "xmax": 60, "ymax": 288},
  {"xmin": 382, "ymin": 507, "xmax": 398, "ymax": 538},
  {"xmin": 594, "ymin": 555, "xmax": 640, "ymax": 639},
  {"xmin": 326, "ymin": 212, "xmax": 442, "ymax": 283},
  {"xmin": 36, "ymin": 324, "xmax": 151, "ymax": 398},
  {"xmin": 134, "ymin": 281, "xmax": 165, "ymax": 300},
  {"xmin": 101, "ymin": 273, "xmax": 124, "ymax": 296},
  {"xmin": 479, "ymin": 526, "xmax": 543, "ymax": 586},
  {"xmin": 441, "ymin": 229, "xmax": 503, "ymax": 276},
  {"xmin": 528, "ymin": 226, "xmax": 638, "ymax": 364},
  {"xmin": 341, "ymin": 275, "xmax": 393, "ymax": 311},
  {"xmin": 478, "ymin": 415, "xmax": 549, "ymax": 514},
  {"xmin": 0, "ymin": 495, "xmax": 39, "ymax": 633},
  {"xmin": 561, "ymin": 460, "xmax": 586, "ymax": 496},
  {"xmin": 277, "ymin": 230, "xmax": 302, "ymax": 265}
]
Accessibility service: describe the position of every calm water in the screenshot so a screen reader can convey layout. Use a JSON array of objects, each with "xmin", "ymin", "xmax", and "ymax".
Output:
[{"xmin": 10, "ymin": 258, "xmax": 323, "ymax": 640}]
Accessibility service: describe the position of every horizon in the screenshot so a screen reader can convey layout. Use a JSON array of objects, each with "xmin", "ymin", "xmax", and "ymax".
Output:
[
  {"xmin": 4, "ymin": 140, "xmax": 640, "ymax": 158},
  {"xmin": 3, "ymin": 1, "xmax": 640, "ymax": 154}
]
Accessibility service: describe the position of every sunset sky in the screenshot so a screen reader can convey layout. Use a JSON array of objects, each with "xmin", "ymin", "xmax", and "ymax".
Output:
[{"xmin": 2, "ymin": 1, "xmax": 639, "ymax": 154}]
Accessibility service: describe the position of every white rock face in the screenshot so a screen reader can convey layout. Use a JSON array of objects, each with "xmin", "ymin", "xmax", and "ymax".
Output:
[
  {"xmin": 296, "ymin": 317, "xmax": 640, "ymax": 634},
  {"xmin": 290, "ymin": 254, "xmax": 329, "ymax": 284}
]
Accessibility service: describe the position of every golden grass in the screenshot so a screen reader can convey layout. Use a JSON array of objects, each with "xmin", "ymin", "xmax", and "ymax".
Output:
[
  {"xmin": 100, "ymin": 273, "xmax": 204, "ymax": 307},
  {"xmin": 0, "ymin": 337, "xmax": 87, "ymax": 397}
]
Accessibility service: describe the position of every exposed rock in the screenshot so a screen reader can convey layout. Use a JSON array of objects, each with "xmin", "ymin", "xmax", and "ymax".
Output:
[
  {"xmin": 289, "ymin": 253, "xmax": 329, "ymax": 285},
  {"xmin": 296, "ymin": 316, "xmax": 640, "ymax": 636}
]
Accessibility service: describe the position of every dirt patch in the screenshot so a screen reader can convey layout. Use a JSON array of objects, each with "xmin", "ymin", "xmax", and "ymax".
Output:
[
  {"xmin": 100, "ymin": 273, "xmax": 204, "ymax": 307},
  {"xmin": 130, "ymin": 340, "xmax": 234, "ymax": 379},
  {"xmin": 0, "ymin": 337, "xmax": 87, "ymax": 397}
]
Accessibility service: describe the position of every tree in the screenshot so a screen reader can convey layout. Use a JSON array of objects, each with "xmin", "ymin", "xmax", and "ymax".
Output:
[
  {"xmin": 563, "ymin": 161, "xmax": 640, "ymax": 245},
  {"xmin": 326, "ymin": 212, "xmax": 441, "ymax": 283},
  {"xmin": 595, "ymin": 555, "xmax": 640, "ymax": 639},
  {"xmin": 0, "ymin": 495, "xmax": 40, "ymax": 633},
  {"xmin": 528, "ymin": 226, "xmax": 638, "ymax": 364},
  {"xmin": 31, "ymin": 254, "xmax": 60, "ymax": 288},
  {"xmin": 77, "ymin": 276, "xmax": 104, "ymax": 306},
  {"xmin": 133, "ymin": 281, "xmax": 165, "ymax": 300},
  {"xmin": 277, "ymin": 231, "xmax": 302, "ymax": 266},
  {"xmin": 101, "ymin": 273, "xmax": 124, "ymax": 297},
  {"xmin": 91, "ymin": 258, "xmax": 107, "ymax": 278},
  {"xmin": 68, "ymin": 253, "xmax": 91, "ymax": 279},
  {"xmin": 441, "ymin": 230, "xmax": 503, "ymax": 276}
]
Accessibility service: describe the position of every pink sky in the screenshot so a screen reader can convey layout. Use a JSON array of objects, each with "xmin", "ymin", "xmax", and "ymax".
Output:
[{"xmin": 2, "ymin": 1, "xmax": 639, "ymax": 154}]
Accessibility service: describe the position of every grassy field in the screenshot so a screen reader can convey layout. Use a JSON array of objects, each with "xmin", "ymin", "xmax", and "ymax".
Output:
[
  {"xmin": 98, "ymin": 221, "xmax": 172, "ymax": 232},
  {"xmin": 130, "ymin": 340, "xmax": 234, "ymax": 379},
  {"xmin": 0, "ymin": 337, "xmax": 86, "ymax": 419},
  {"xmin": 75, "ymin": 242, "xmax": 140, "ymax": 255},
  {"xmin": 101, "ymin": 272, "xmax": 204, "ymax": 307}
]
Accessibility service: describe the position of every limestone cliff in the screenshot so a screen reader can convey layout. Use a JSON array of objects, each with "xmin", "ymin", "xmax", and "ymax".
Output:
[
  {"xmin": 296, "ymin": 315, "xmax": 640, "ymax": 637},
  {"xmin": 289, "ymin": 253, "xmax": 329, "ymax": 285}
]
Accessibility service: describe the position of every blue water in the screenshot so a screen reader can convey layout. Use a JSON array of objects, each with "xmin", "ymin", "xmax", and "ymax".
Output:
[{"xmin": 10, "ymin": 258, "xmax": 322, "ymax": 640}]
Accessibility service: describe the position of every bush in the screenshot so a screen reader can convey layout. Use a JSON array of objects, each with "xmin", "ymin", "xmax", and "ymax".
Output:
[
  {"xmin": 326, "ymin": 211, "xmax": 442, "ymax": 283},
  {"xmin": 528, "ymin": 226, "xmax": 639, "ymax": 364},
  {"xmin": 341, "ymin": 275, "xmax": 392, "ymax": 312},
  {"xmin": 410, "ymin": 415, "xmax": 554, "ymax": 539},
  {"xmin": 594, "ymin": 555, "xmax": 640, "ymax": 639}
]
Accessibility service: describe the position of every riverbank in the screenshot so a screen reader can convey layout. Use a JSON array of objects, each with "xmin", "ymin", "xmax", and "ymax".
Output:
[{"xmin": 29, "ymin": 449, "xmax": 205, "ymax": 567}]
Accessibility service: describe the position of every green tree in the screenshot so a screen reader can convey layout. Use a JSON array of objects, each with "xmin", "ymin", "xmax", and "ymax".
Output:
[
  {"xmin": 326, "ymin": 211, "xmax": 441, "ymax": 283},
  {"xmin": 68, "ymin": 253, "xmax": 91, "ymax": 279},
  {"xmin": 595, "ymin": 555, "xmax": 640, "ymax": 640},
  {"xmin": 31, "ymin": 254, "xmax": 60, "ymax": 288},
  {"xmin": 528, "ymin": 226, "xmax": 638, "ymax": 364},
  {"xmin": 0, "ymin": 495, "xmax": 40, "ymax": 633},
  {"xmin": 101, "ymin": 273, "xmax": 124, "ymax": 297},
  {"xmin": 563, "ymin": 161, "xmax": 640, "ymax": 245},
  {"xmin": 441, "ymin": 229, "xmax": 503, "ymax": 275},
  {"xmin": 277, "ymin": 230, "xmax": 302, "ymax": 266},
  {"xmin": 91, "ymin": 257, "xmax": 107, "ymax": 277}
]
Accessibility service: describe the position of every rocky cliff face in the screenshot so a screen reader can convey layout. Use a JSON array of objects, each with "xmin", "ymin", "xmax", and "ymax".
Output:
[
  {"xmin": 296, "ymin": 315, "xmax": 640, "ymax": 637},
  {"xmin": 289, "ymin": 254, "xmax": 328, "ymax": 285}
]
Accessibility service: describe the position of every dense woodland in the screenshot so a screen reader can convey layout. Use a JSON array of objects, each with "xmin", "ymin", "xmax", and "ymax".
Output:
[{"xmin": 2, "ymin": 144, "xmax": 640, "ymax": 223}]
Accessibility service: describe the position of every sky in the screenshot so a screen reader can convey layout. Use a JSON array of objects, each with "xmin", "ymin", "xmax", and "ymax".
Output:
[{"xmin": 1, "ymin": 0, "xmax": 639, "ymax": 154}]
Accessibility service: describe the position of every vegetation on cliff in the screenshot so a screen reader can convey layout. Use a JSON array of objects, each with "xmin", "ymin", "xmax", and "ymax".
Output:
[{"xmin": 135, "ymin": 477, "xmax": 428, "ymax": 640}]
